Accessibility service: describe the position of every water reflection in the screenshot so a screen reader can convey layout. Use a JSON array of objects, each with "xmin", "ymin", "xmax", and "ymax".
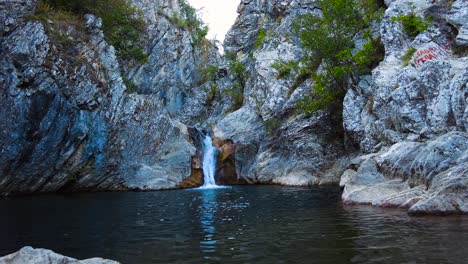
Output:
[
  {"xmin": 198, "ymin": 189, "xmax": 218, "ymax": 256},
  {"xmin": 1, "ymin": 186, "xmax": 467, "ymax": 264}
]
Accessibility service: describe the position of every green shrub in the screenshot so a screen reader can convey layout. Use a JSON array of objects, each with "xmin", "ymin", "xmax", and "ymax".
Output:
[
  {"xmin": 230, "ymin": 60, "xmax": 247, "ymax": 89},
  {"xmin": 225, "ymin": 60, "xmax": 248, "ymax": 112},
  {"xmin": 271, "ymin": 60, "xmax": 299, "ymax": 79},
  {"xmin": 199, "ymin": 65, "xmax": 219, "ymax": 105},
  {"xmin": 199, "ymin": 64, "xmax": 219, "ymax": 84},
  {"xmin": 292, "ymin": 0, "xmax": 384, "ymax": 115},
  {"xmin": 37, "ymin": 0, "xmax": 148, "ymax": 64},
  {"xmin": 391, "ymin": 13, "xmax": 432, "ymax": 37},
  {"xmin": 123, "ymin": 76, "xmax": 139, "ymax": 94},
  {"xmin": 254, "ymin": 28, "xmax": 266, "ymax": 49},
  {"xmin": 226, "ymin": 84, "xmax": 244, "ymax": 112},
  {"xmin": 402, "ymin": 47, "xmax": 417, "ymax": 66},
  {"xmin": 167, "ymin": 0, "xmax": 209, "ymax": 46},
  {"xmin": 225, "ymin": 52, "xmax": 237, "ymax": 61},
  {"xmin": 205, "ymin": 83, "xmax": 218, "ymax": 106}
]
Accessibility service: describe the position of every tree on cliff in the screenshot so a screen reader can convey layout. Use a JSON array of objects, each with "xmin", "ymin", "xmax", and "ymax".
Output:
[{"xmin": 288, "ymin": 0, "xmax": 385, "ymax": 114}]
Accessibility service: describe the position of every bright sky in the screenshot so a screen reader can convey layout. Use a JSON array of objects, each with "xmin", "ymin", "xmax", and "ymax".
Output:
[{"xmin": 187, "ymin": 0, "xmax": 240, "ymax": 44}]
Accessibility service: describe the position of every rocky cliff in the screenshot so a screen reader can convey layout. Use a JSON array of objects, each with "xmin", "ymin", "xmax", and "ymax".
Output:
[
  {"xmin": 340, "ymin": 0, "xmax": 468, "ymax": 214},
  {"xmin": 0, "ymin": 0, "xmax": 216, "ymax": 194},
  {"xmin": 0, "ymin": 0, "xmax": 467, "ymax": 214}
]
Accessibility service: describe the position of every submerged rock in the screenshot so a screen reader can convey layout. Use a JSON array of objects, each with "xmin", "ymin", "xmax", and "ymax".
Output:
[{"xmin": 0, "ymin": 247, "xmax": 119, "ymax": 264}]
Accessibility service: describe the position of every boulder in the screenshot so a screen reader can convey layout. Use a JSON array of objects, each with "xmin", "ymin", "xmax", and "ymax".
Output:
[{"xmin": 0, "ymin": 247, "xmax": 119, "ymax": 264}]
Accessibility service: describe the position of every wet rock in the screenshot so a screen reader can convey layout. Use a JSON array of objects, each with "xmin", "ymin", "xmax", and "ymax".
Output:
[
  {"xmin": 373, "ymin": 186, "xmax": 426, "ymax": 208},
  {"xmin": 344, "ymin": 180, "xmax": 411, "ymax": 205},
  {"xmin": 0, "ymin": 246, "xmax": 119, "ymax": 264}
]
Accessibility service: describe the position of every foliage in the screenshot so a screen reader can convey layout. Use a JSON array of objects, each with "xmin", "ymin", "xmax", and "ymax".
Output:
[
  {"xmin": 199, "ymin": 64, "xmax": 219, "ymax": 84},
  {"xmin": 37, "ymin": 0, "xmax": 148, "ymax": 64},
  {"xmin": 391, "ymin": 13, "xmax": 432, "ymax": 37},
  {"xmin": 226, "ymin": 60, "xmax": 248, "ymax": 112},
  {"xmin": 123, "ymin": 76, "xmax": 139, "ymax": 94},
  {"xmin": 225, "ymin": 52, "xmax": 237, "ymax": 61},
  {"xmin": 271, "ymin": 60, "xmax": 299, "ymax": 79},
  {"xmin": 28, "ymin": 4, "xmax": 83, "ymax": 48},
  {"xmin": 292, "ymin": 0, "xmax": 385, "ymax": 115},
  {"xmin": 205, "ymin": 83, "xmax": 218, "ymax": 106},
  {"xmin": 199, "ymin": 64, "xmax": 219, "ymax": 105},
  {"xmin": 402, "ymin": 47, "xmax": 417, "ymax": 66},
  {"xmin": 254, "ymin": 28, "xmax": 266, "ymax": 49},
  {"xmin": 230, "ymin": 60, "xmax": 247, "ymax": 89},
  {"xmin": 168, "ymin": 0, "xmax": 209, "ymax": 46}
]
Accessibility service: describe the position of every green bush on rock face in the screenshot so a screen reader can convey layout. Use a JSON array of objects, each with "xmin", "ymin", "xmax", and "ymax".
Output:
[
  {"xmin": 254, "ymin": 28, "xmax": 266, "ymax": 49},
  {"xmin": 37, "ymin": 0, "xmax": 148, "ymax": 64},
  {"xmin": 225, "ymin": 60, "xmax": 248, "ymax": 113},
  {"xmin": 391, "ymin": 13, "xmax": 432, "ymax": 38},
  {"xmin": 290, "ymin": 0, "xmax": 384, "ymax": 115},
  {"xmin": 166, "ymin": 0, "xmax": 209, "ymax": 46}
]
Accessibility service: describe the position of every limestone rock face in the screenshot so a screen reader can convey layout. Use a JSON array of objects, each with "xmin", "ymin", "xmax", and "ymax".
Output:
[
  {"xmin": 0, "ymin": 0, "xmax": 36, "ymax": 33},
  {"xmin": 207, "ymin": 0, "xmax": 344, "ymax": 186},
  {"xmin": 0, "ymin": 0, "xmax": 208, "ymax": 194},
  {"xmin": 340, "ymin": 0, "xmax": 468, "ymax": 214},
  {"xmin": 343, "ymin": 0, "xmax": 467, "ymax": 153},
  {"xmin": 0, "ymin": 247, "xmax": 119, "ymax": 264},
  {"xmin": 0, "ymin": 0, "xmax": 467, "ymax": 216}
]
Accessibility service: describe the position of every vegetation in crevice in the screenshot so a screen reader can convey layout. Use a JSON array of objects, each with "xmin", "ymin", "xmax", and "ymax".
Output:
[
  {"xmin": 123, "ymin": 76, "xmax": 139, "ymax": 94},
  {"xmin": 391, "ymin": 13, "xmax": 432, "ymax": 37},
  {"xmin": 284, "ymin": 0, "xmax": 385, "ymax": 116},
  {"xmin": 31, "ymin": 0, "xmax": 148, "ymax": 64},
  {"xmin": 199, "ymin": 64, "xmax": 220, "ymax": 106},
  {"xmin": 164, "ymin": 0, "xmax": 209, "ymax": 47},
  {"xmin": 226, "ymin": 60, "xmax": 248, "ymax": 113},
  {"xmin": 254, "ymin": 28, "xmax": 266, "ymax": 49},
  {"xmin": 402, "ymin": 47, "xmax": 417, "ymax": 66},
  {"xmin": 271, "ymin": 60, "xmax": 299, "ymax": 80}
]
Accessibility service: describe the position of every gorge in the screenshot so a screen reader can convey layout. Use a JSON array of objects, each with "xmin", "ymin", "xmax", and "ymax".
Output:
[{"xmin": 0, "ymin": 0, "xmax": 467, "ymax": 263}]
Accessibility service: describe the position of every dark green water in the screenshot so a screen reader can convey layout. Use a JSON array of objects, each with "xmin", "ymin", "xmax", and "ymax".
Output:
[{"xmin": 1, "ymin": 186, "xmax": 467, "ymax": 263}]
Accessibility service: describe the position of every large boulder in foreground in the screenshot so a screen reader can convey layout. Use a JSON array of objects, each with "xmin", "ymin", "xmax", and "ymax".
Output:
[
  {"xmin": 0, "ymin": 247, "xmax": 119, "ymax": 264},
  {"xmin": 342, "ymin": 132, "xmax": 468, "ymax": 215}
]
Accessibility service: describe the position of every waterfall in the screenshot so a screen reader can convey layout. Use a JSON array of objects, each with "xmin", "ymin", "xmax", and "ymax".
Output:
[{"xmin": 200, "ymin": 133, "xmax": 219, "ymax": 189}]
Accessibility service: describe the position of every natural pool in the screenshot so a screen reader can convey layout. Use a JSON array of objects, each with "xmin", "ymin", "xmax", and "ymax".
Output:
[{"xmin": 1, "ymin": 186, "xmax": 467, "ymax": 263}]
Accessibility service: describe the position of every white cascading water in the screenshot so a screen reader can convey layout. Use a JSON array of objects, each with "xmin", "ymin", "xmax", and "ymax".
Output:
[{"xmin": 200, "ymin": 133, "xmax": 219, "ymax": 189}]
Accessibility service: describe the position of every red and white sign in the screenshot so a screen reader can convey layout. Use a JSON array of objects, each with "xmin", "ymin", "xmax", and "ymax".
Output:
[{"xmin": 412, "ymin": 43, "xmax": 449, "ymax": 69}]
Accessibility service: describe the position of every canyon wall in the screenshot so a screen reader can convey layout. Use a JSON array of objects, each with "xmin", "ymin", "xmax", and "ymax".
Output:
[{"xmin": 0, "ymin": 0, "xmax": 467, "ymax": 215}]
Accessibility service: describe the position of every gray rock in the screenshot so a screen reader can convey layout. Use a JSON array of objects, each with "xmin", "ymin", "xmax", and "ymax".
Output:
[
  {"xmin": 409, "ymin": 160, "xmax": 468, "ymax": 215},
  {"xmin": 340, "ymin": 169, "xmax": 357, "ymax": 187},
  {"xmin": 0, "ymin": 246, "xmax": 119, "ymax": 264},
  {"xmin": 0, "ymin": 0, "xmax": 36, "ymax": 33},
  {"xmin": 344, "ymin": 0, "xmax": 467, "ymax": 153},
  {"xmin": 342, "ymin": 132, "xmax": 468, "ymax": 213},
  {"xmin": 0, "ymin": 0, "xmax": 205, "ymax": 194}
]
